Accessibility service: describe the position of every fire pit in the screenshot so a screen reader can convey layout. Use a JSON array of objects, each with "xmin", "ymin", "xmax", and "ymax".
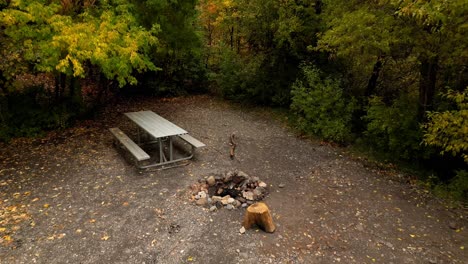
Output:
[{"xmin": 189, "ymin": 170, "xmax": 269, "ymax": 210}]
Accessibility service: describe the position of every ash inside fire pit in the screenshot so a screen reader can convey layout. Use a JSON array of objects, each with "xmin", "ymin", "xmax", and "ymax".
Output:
[{"xmin": 189, "ymin": 170, "xmax": 269, "ymax": 210}]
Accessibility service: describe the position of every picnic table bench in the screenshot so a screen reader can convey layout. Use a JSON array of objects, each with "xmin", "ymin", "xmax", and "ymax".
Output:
[{"xmin": 110, "ymin": 110, "xmax": 205, "ymax": 169}]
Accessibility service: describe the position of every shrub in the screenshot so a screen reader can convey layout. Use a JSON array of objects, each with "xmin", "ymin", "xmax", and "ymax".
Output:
[
  {"xmin": 290, "ymin": 65, "xmax": 356, "ymax": 142},
  {"xmin": 364, "ymin": 92, "xmax": 422, "ymax": 159},
  {"xmin": 212, "ymin": 46, "xmax": 298, "ymax": 106},
  {"xmin": 434, "ymin": 170, "xmax": 468, "ymax": 201},
  {"xmin": 213, "ymin": 47, "xmax": 264, "ymax": 103},
  {"xmin": 0, "ymin": 86, "xmax": 84, "ymax": 141}
]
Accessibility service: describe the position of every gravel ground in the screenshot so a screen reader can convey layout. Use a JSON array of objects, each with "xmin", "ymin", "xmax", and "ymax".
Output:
[{"xmin": 0, "ymin": 95, "xmax": 466, "ymax": 263}]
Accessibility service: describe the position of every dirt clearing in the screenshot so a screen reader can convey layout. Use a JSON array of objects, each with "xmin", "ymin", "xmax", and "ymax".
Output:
[{"xmin": 0, "ymin": 96, "xmax": 466, "ymax": 263}]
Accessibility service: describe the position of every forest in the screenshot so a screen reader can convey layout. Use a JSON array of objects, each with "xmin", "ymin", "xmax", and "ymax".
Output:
[{"xmin": 0, "ymin": 0, "xmax": 467, "ymax": 200}]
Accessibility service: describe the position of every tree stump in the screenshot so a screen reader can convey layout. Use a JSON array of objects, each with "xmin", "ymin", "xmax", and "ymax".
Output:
[{"xmin": 243, "ymin": 202, "xmax": 276, "ymax": 233}]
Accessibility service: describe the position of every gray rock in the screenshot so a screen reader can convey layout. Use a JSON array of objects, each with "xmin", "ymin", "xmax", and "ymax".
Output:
[
  {"xmin": 234, "ymin": 200, "xmax": 242, "ymax": 208},
  {"xmin": 227, "ymin": 197, "xmax": 235, "ymax": 204},
  {"xmin": 198, "ymin": 191, "xmax": 207, "ymax": 199},
  {"xmin": 238, "ymin": 171, "xmax": 250, "ymax": 178},
  {"xmin": 448, "ymin": 221, "xmax": 459, "ymax": 230},
  {"xmin": 258, "ymin": 181, "xmax": 267, "ymax": 188},
  {"xmin": 237, "ymin": 197, "xmax": 247, "ymax": 203},
  {"xmin": 209, "ymin": 206, "xmax": 217, "ymax": 212},
  {"xmin": 239, "ymin": 226, "xmax": 246, "ymax": 234},
  {"xmin": 212, "ymin": 196, "xmax": 222, "ymax": 202},
  {"xmin": 278, "ymin": 183, "xmax": 285, "ymax": 188},
  {"xmin": 253, "ymin": 187, "xmax": 264, "ymax": 196},
  {"xmin": 198, "ymin": 179, "xmax": 207, "ymax": 184},
  {"xmin": 207, "ymin": 176, "xmax": 216, "ymax": 186},
  {"xmin": 252, "ymin": 176, "xmax": 260, "ymax": 182},
  {"xmin": 224, "ymin": 171, "xmax": 235, "ymax": 182},
  {"xmin": 226, "ymin": 204, "xmax": 234, "ymax": 210},
  {"xmin": 196, "ymin": 197, "xmax": 207, "ymax": 206},
  {"xmin": 194, "ymin": 194, "xmax": 201, "ymax": 200},
  {"xmin": 243, "ymin": 191, "xmax": 254, "ymax": 201},
  {"xmin": 241, "ymin": 203, "xmax": 248, "ymax": 208},
  {"xmin": 221, "ymin": 195, "xmax": 232, "ymax": 205}
]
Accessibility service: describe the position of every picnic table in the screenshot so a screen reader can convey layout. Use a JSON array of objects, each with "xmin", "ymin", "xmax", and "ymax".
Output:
[{"xmin": 110, "ymin": 110, "xmax": 205, "ymax": 169}]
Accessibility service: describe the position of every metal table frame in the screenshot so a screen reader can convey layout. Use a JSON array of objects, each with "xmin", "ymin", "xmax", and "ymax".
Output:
[{"xmin": 124, "ymin": 111, "xmax": 195, "ymax": 169}]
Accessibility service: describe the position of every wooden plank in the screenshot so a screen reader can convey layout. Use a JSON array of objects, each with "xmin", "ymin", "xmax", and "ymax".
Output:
[
  {"xmin": 124, "ymin": 111, "xmax": 187, "ymax": 138},
  {"xmin": 179, "ymin": 134, "xmax": 206, "ymax": 148},
  {"xmin": 109, "ymin": 128, "xmax": 150, "ymax": 161}
]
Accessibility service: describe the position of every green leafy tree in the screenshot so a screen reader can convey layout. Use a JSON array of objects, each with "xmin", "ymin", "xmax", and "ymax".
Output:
[
  {"xmin": 133, "ymin": 0, "xmax": 205, "ymax": 94},
  {"xmin": 0, "ymin": 0, "xmax": 160, "ymax": 140},
  {"xmin": 0, "ymin": 0, "xmax": 159, "ymax": 88},
  {"xmin": 317, "ymin": 1, "xmax": 400, "ymax": 97},
  {"xmin": 200, "ymin": 0, "xmax": 322, "ymax": 105},
  {"xmin": 317, "ymin": 0, "xmax": 468, "ymax": 116},
  {"xmin": 424, "ymin": 88, "xmax": 468, "ymax": 162}
]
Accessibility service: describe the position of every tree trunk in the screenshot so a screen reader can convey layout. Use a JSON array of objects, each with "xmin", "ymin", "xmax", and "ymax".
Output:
[
  {"xmin": 315, "ymin": 0, "xmax": 323, "ymax": 15},
  {"xmin": 0, "ymin": 70, "xmax": 8, "ymax": 96},
  {"xmin": 60, "ymin": 72, "xmax": 67, "ymax": 101},
  {"xmin": 69, "ymin": 76, "xmax": 76, "ymax": 97},
  {"xmin": 230, "ymin": 26, "xmax": 234, "ymax": 50},
  {"xmin": 365, "ymin": 55, "xmax": 384, "ymax": 97},
  {"xmin": 418, "ymin": 56, "xmax": 438, "ymax": 120},
  {"xmin": 54, "ymin": 74, "xmax": 61, "ymax": 101},
  {"xmin": 207, "ymin": 21, "xmax": 213, "ymax": 47}
]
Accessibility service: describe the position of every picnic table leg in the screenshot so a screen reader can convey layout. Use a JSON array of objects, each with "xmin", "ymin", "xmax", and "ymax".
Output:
[
  {"xmin": 159, "ymin": 138, "xmax": 163, "ymax": 163},
  {"xmin": 169, "ymin": 136, "xmax": 173, "ymax": 161}
]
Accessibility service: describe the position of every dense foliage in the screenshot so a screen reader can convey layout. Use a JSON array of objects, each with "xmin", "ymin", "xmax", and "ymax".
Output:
[
  {"xmin": 291, "ymin": 65, "xmax": 355, "ymax": 142},
  {"xmin": 0, "ymin": 0, "xmax": 202, "ymax": 138},
  {"xmin": 1, "ymin": 0, "xmax": 467, "ymax": 199},
  {"xmin": 424, "ymin": 88, "xmax": 468, "ymax": 162},
  {"xmin": 199, "ymin": 0, "xmax": 468, "ymax": 199}
]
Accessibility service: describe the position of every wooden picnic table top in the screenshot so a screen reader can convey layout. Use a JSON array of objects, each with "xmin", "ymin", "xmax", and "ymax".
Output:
[{"xmin": 124, "ymin": 111, "xmax": 187, "ymax": 139}]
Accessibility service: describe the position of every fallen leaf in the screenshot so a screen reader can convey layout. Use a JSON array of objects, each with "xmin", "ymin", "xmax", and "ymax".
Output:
[
  {"xmin": 43, "ymin": 204, "xmax": 50, "ymax": 208},
  {"xmin": 101, "ymin": 235, "xmax": 110, "ymax": 241},
  {"xmin": 89, "ymin": 219, "xmax": 96, "ymax": 223}
]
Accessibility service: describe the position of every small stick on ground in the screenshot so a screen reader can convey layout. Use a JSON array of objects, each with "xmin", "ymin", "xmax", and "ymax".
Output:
[{"xmin": 229, "ymin": 133, "xmax": 236, "ymax": 160}]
